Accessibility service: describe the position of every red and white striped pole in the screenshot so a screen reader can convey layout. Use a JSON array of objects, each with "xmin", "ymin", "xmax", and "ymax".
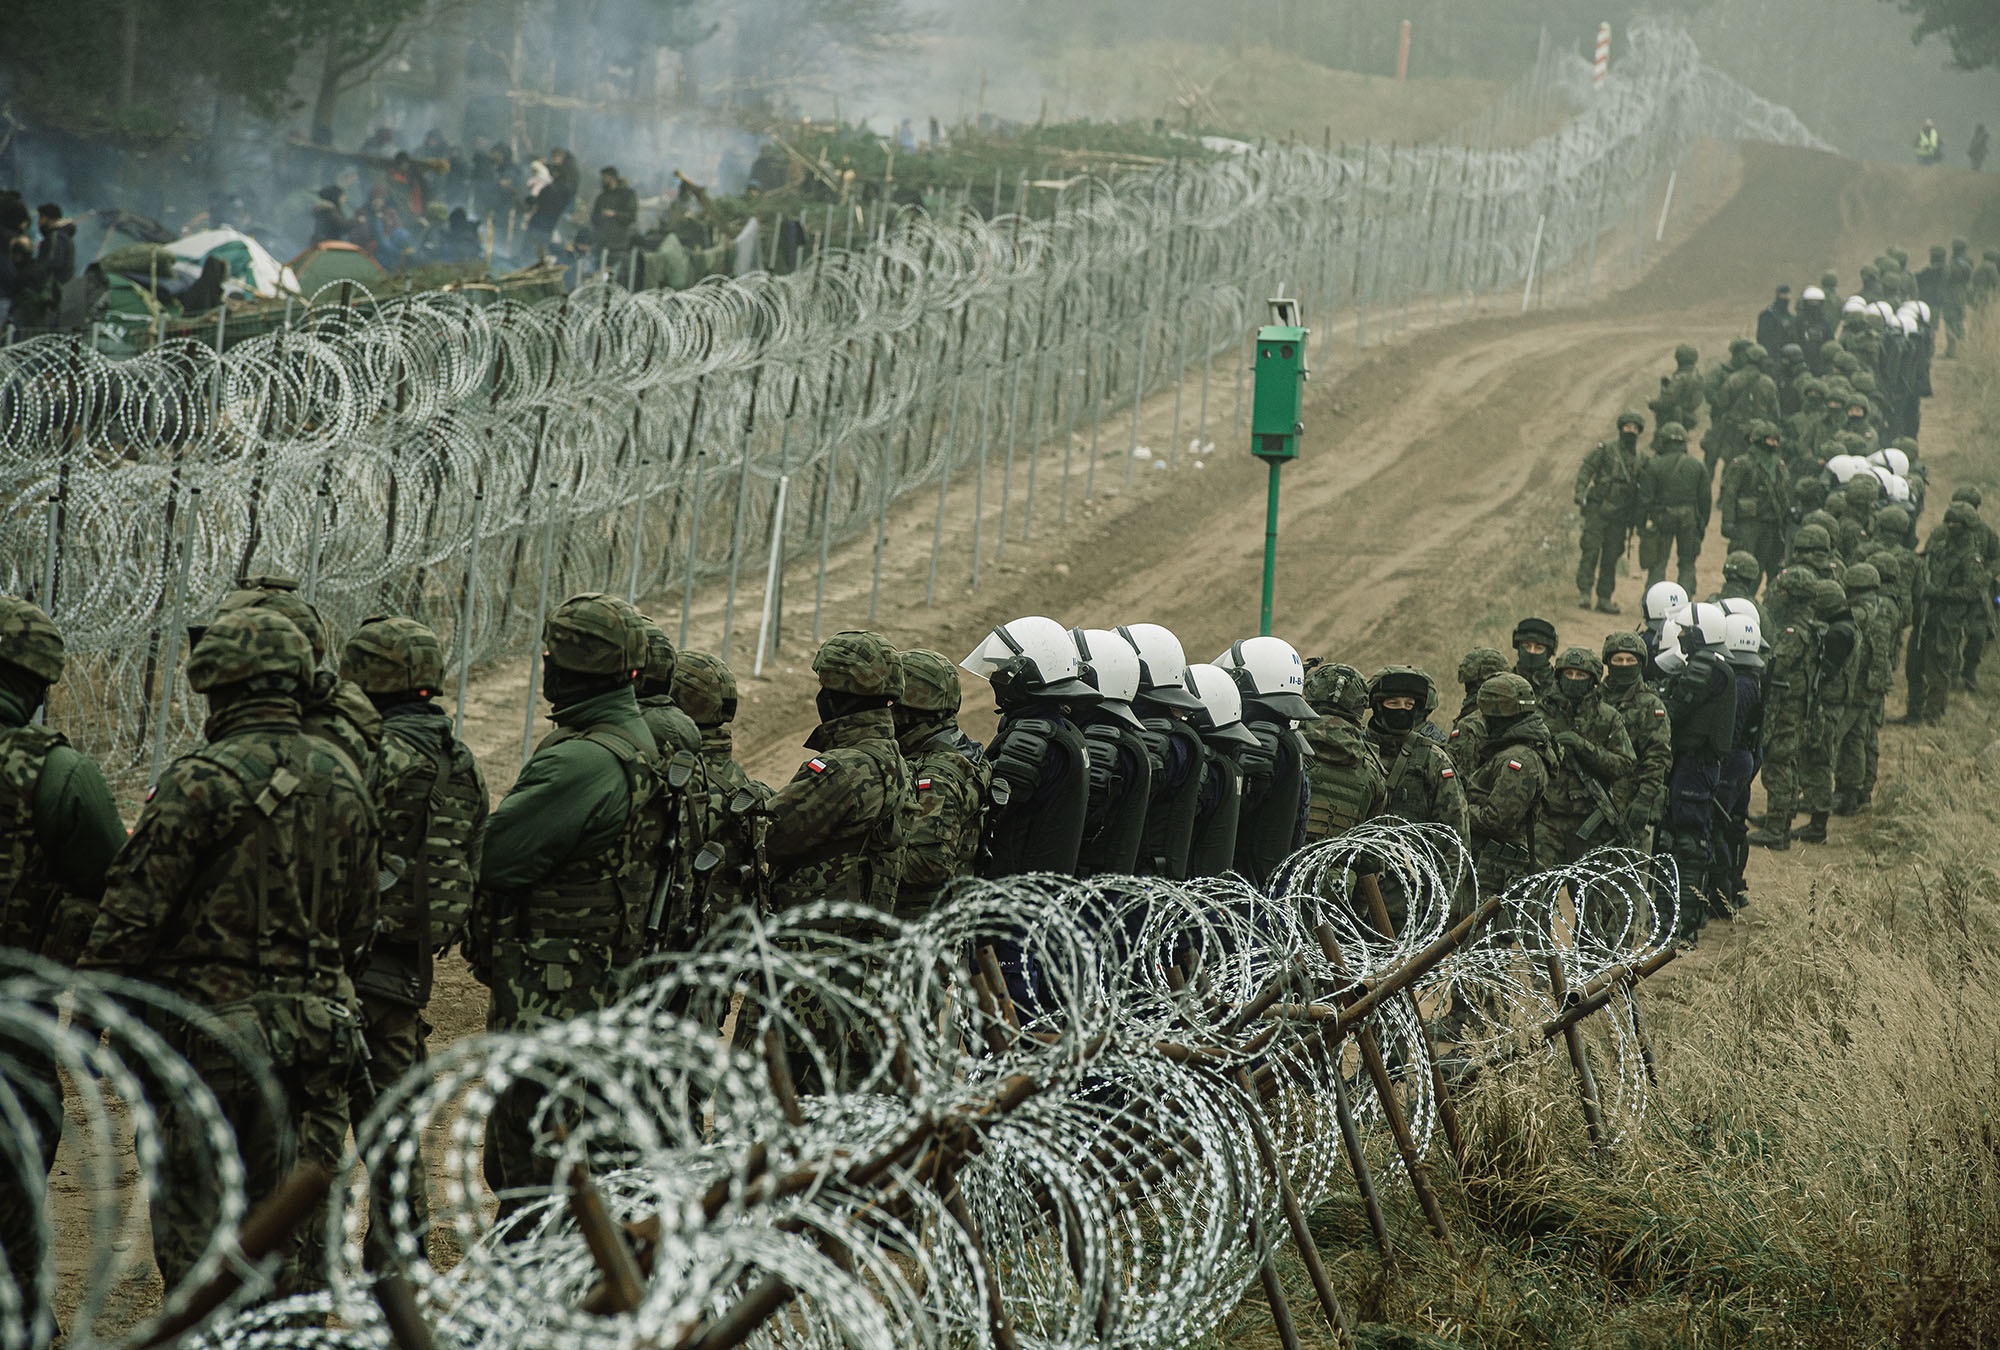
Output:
[
  {"xmin": 1593, "ymin": 22, "xmax": 1610, "ymax": 89},
  {"xmin": 1397, "ymin": 20, "xmax": 1411, "ymax": 82}
]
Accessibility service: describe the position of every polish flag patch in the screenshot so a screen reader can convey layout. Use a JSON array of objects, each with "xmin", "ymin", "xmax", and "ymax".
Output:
[
  {"xmin": 916, "ymin": 777, "xmax": 933, "ymax": 790},
  {"xmin": 807, "ymin": 758, "xmax": 829, "ymax": 774},
  {"xmin": 1440, "ymin": 768, "xmax": 1455, "ymax": 779},
  {"xmin": 1506, "ymin": 759, "xmax": 1524, "ymax": 771}
]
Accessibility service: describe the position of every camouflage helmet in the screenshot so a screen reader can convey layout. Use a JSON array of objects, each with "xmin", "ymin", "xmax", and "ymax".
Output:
[
  {"xmin": 1368, "ymin": 664, "xmax": 1437, "ymax": 717},
  {"xmin": 1456, "ymin": 646, "xmax": 1509, "ymax": 689},
  {"xmin": 1743, "ymin": 418, "xmax": 1776, "ymax": 444},
  {"xmin": 1728, "ymin": 337, "xmax": 1750, "ymax": 358},
  {"xmin": 1474, "ymin": 672, "xmax": 1536, "ymax": 719},
  {"xmin": 674, "ymin": 650, "xmax": 737, "ymax": 726},
  {"xmin": 187, "ymin": 608, "xmax": 314, "ymax": 694},
  {"xmin": 636, "ymin": 615, "xmax": 678, "ymax": 688},
  {"xmin": 1843, "ymin": 562, "xmax": 1881, "ymax": 592},
  {"xmin": 1851, "ymin": 371, "xmax": 1878, "ymax": 395},
  {"xmin": 1873, "ymin": 504, "xmax": 1911, "ymax": 537},
  {"xmin": 544, "ymin": 592, "xmax": 645, "ymax": 675},
  {"xmin": 1673, "ymin": 342, "xmax": 1698, "ymax": 367},
  {"xmin": 1793, "ymin": 521, "xmax": 1834, "ymax": 552},
  {"xmin": 896, "ymin": 649, "xmax": 962, "ymax": 714},
  {"xmin": 339, "ymin": 615, "xmax": 445, "ymax": 694},
  {"xmin": 1945, "ymin": 501, "xmax": 1981, "ymax": 529},
  {"xmin": 1843, "ymin": 474, "xmax": 1881, "ymax": 507},
  {"xmin": 1303, "ymin": 661, "xmax": 1370, "ymax": 721},
  {"xmin": 1800, "ymin": 377, "xmax": 1826, "ymax": 401},
  {"xmin": 1601, "ymin": 629, "xmax": 1648, "ymax": 664},
  {"xmin": 1770, "ymin": 567, "xmax": 1819, "ymax": 612},
  {"xmin": 1615, "ymin": 408, "xmax": 1645, "ymax": 433},
  {"xmin": 1722, "ymin": 550, "xmax": 1761, "ymax": 583},
  {"xmin": 1951, "ymin": 485, "xmax": 1984, "ymax": 508},
  {"xmin": 813, "ymin": 630, "xmax": 903, "ymax": 699},
  {"xmin": 0, "ymin": 595, "xmax": 64, "ymax": 685},
  {"xmin": 1552, "ymin": 646, "xmax": 1604, "ymax": 682},
  {"xmin": 1658, "ymin": 421, "xmax": 1688, "ymax": 445},
  {"xmin": 1810, "ymin": 578, "xmax": 1848, "ymax": 616},
  {"xmin": 217, "ymin": 579, "xmax": 329, "ymax": 663}
]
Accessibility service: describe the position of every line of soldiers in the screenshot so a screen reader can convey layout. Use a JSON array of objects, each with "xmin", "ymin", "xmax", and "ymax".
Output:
[{"xmin": 1576, "ymin": 243, "xmax": 2000, "ymax": 614}]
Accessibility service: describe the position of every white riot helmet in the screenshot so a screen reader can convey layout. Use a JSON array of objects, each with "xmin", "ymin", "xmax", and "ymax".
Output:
[
  {"xmin": 1825, "ymin": 454, "xmax": 1867, "ymax": 483},
  {"xmin": 1115, "ymin": 622, "xmax": 1202, "ymax": 711},
  {"xmin": 1869, "ymin": 447, "xmax": 1910, "ymax": 477},
  {"xmin": 1842, "ymin": 295, "xmax": 1868, "ymax": 316},
  {"xmin": 1719, "ymin": 596, "xmax": 1758, "ymax": 619},
  {"xmin": 1885, "ymin": 473, "xmax": 1911, "ymax": 503},
  {"xmin": 1183, "ymin": 662, "xmax": 1261, "ymax": 747},
  {"xmin": 1653, "ymin": 618, "xmax": 1688, "ymax": 675},
  {"xmin": 1643, "ymin": 581, "xmax": 1692, "ymax": 626},
  {"xmin": 1691, "ymin": 601, "xmax": 1729, "ymax": 648},
  {"xmin": 1213, "ymin": 635, "xmax": 1317, "ymax": 721},
  {"xmin": 962, "ymin": 615, "xmax": 1100, "ymax": 704},
  {"xmin": 1873, "ymin": 300, "xmax": 1898, "ymax": 326},
  {"xmin": 1073, "ymin": 628, "xmax": 1145, "ymax": 729},
  {"xmin": 1722, "ymin": 613, "xmax": 1764, "ymax": 668},
  {"xmin": 1916, "ymin": 300, "xmax": 1933, "ymax": 325},
  {"xmin": 1801, "ymin": 284, "xmax": 1825, "ymax": 302}
]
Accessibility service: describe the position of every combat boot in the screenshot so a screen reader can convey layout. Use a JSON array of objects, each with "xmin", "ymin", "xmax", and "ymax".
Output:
[
  {"xmin": 1831, "ymin": 791, "xmax": 1856, "ymax": 817},
  {"xmin": 1596, "ymin": 597, "xmax": 1622, "ymax": 615},
  {"xmin": 1791, "ymin": 811, "xmax": 1830, "ymax": 844},
  {"xmin": 1577, "ymin": 587, "xmax": 1594, "ymax": 610},
  {"xmin": 1747, "ymin": 814, "xmax": 1793, "ymax": 850},
  {"xmin": 1853, "ymin": 788, "xmax": 1871, "ymax": 809}
]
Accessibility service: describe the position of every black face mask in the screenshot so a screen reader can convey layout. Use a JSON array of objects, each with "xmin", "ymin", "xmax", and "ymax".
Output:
[
  {"xmin": 1515, "ymin": 646, "xmax": 1551, "ymax": 672},
  {"xmin": 1373, "ymin": 704, "xmax": 1418, "ymax": 734},
  {"xmin": 1603, "ymin": 664, "xmax": 1642, "ymax": 692},
  {"xmin": 543, "ymin": 657, "xmax": 626, "ymax": 710},
  {"xmin": 1554, "ymin": 674, "xmax": 1595, "ymax": 703},
  {"xmin": 1618, "ymin": 430, "xmax": 1639, "ymax": 449}
]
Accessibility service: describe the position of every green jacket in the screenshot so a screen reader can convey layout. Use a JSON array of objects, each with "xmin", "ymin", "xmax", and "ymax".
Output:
[
  {"xmin": 479, "ymin": 685, "xmax": 656, "ymax": 892},
  {"xmin": 0, "ymin": 685, "xmax": 127, "ymax": 960},
  {"xmin": 1538, "ymin": 691, "xmax": 1637, "ymax": 821},
  {"xmin": 1639, "ymin": 449, "xmax": 1711, "ymax": 529},
  {"xmin": 1720, "ymin": 447, "xmax": 1789, "ymax": 534},
  {"xmin": 895, "ymin": 717, "xmax": 990, "ymax": 915},
  {"xmin": 1575, "ymin": 438, "xmax": 1643, "ymax": 519},
  {"xmin": 639, "ymin": 694, "xmax": 702, "ymax": 755}
]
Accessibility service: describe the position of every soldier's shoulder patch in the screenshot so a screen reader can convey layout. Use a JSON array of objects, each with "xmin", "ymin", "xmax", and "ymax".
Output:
[
  {"xmin": 916, "ymin": 777, "xmax": 933, "ymax": 790},
  {"xmin": 1506, "ymin": 759, "xmax": 1524, "ymax": 771},
  {"xmin": 1652, "ymin": 708, "xmax": 1667, "ymax": 718},
  {"xmin": 807, "ymin": 757, "xmax": 831, "ymax": 774},
  {"xmin": 1447, "ymin": 729, "xmax": 1462, "ymax": 741},
  {"xmin": 1440, "ymin": 767, "xmax": 1455, "ymax": 779}
]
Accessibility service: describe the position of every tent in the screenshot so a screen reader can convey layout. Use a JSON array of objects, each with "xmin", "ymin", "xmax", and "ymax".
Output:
[
  {"xmin": 288, "ymin": 241, "xmax": 391, "ymax": 296},
  {"xmin": 166, "ymin": 227, "xmax": 300, "ymax": 299}
]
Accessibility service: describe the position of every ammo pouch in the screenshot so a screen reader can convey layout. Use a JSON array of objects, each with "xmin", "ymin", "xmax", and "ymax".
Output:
[
  {"xmin": 354, "ymin": 946, "xmax": 426, "ymax": 1009},
  {"xmin": 212, "ymin": 989, "xmax": 365, "ymax": 1074}
]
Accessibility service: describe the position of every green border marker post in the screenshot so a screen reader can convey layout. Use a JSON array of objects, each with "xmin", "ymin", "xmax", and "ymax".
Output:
[{"xmin": 1250, "ymin": 298, "xmax": 1309, "ymax": 636}]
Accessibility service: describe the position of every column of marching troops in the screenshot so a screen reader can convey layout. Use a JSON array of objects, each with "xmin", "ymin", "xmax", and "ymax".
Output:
[{"xmin": 0, "ymin": 237, "xmax": 1995, "ymax": 1336}]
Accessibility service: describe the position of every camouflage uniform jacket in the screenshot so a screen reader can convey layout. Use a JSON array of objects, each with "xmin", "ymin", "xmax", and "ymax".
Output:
[
  {"xmin": 1763, "ymin": 620, "xmax": 1821, "ymax": 724},
  {"xmin": 1446, "ymin": 707, "xmax": 1486, "ymax": 779},
  {"xmin": 473, "ymin": 684, "xmax": 663, "ymax": 1015},
  {"xmin": 306, "ymin": 671, "xmax": 384, "ymax": 779},
  {"xmin": 639, "ymin": 694, "xmax": 703, "ymax": 755},
  {"xmin": 1923, "ymin": 531, "xmax": 1990, "ymax": 604},
  {"xmin": 697, "ymin": 723, "xmax": 772, "ymax": 920},
  {"xmin": 1366, "ymin": 725, "xmax": 1468, "ymax": 848},
  {"xmin": 1602, "ymin": 679, "xmax": 1673, "ymax": 820},
  {"xmin": 1860, "ymin": 543, "xmax": 1919, "ymax": 629},
  {"xmin": 766, "ymin": 707, "xmax": 909, "ymax": 912},
  {"xmin": 82, "ymin": 693, "xmax": 380, "ymax": 1009},
  {"xmin": 895, "ymin": 717, "xmax": 991, "ymax": 915},
  {"xmin": 1639, "ymin": 451, "xmax": 1711, "ymax": 529},
  {"xmin": 1538, "ymin": 693, "xmax": 1636, "ymax": 822},
  {"xmin": 1574, "ymin": 439, "xmax": 1642, "ymax": 520},
  {"xmin": 1650, "ymin": 367, "xmax": 1703, "ymax": 432},
  {"xmin": 356, "ymin": 701, "xmax": 489, "ymax": 1007},
  {"xmin": 1301, "ymin": 715, "xmax": 1387, "ymax": 843},
  {"xmin": 1719, "ymin": 448, "xmax": 1789, "ymax": 535},
  {"xmin": 1465, "ymin": 714, "xmax": 1552, "ymax": 872},
  {"xmin": 0, "ymin": 686, "xmax": 127, "ymax": 961},
  {"xmin": 1847, "ymin": 594, "xmax": 1898, "ymax": 699}
]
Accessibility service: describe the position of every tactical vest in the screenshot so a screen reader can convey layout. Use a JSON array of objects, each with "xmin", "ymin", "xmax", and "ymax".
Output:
[
  {"xmin": 981, "ymin": 715, "xmax": 1089, "ymax": 877},
  {"xmin": 1184, "ymin": 749, "xmax": 1245, "ymax": 878},
  {"xmin": 1233, "ymin": 721, "xmax": 1308, "ymax": 886},
  {"xmin": 1136, "ymin": 717, "xmax": 1205, "ymax": 879},
  {"xmin": 698, "ymin": 737, "xmax": 768, "ymax": 919},
  {"xmin": 1663, "ymin": 653, "xmax": 1737, "ymax": 763},
  {"xmin": 1076, "ymin": 719, "xmax": 1151, "ymax": 878},
  {"xmin": 516, "ymin": 724, "xmax": 667, "ymax": 963},
  {"xmin": 357, "ymin": 720, "xmax": 486, "ymax": 1007},
  {"xmin": 0, "ymin": 723, "xmax": 64, "ymax": 954},
  {"xmin": 897, "ymin": 731, "xmax": 993, "ymax": 911},
  {"xmin": 1301, "ymin": 719, "xmax": 1382, "ymax": 843}
]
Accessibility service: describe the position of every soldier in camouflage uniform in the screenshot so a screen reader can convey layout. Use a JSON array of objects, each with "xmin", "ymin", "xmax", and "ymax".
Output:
[
  {"xmin": 1299, "ymin": 662, "xmax": 1387, "ymax": 844},
  {"xmin": 1447, "ymin": 646, "xmax": 1509, "ymax": 777},
  {"xmin": 1941, "ymin": 488, "xmax": 2000, "ymax": 692},
  {"xmin": 1785, "ymin": 522, "xmax": 1843, "ymax": 582},
  {"xmin": 1365, "ymin": 666, "xmax": 1469, "ymax": 929},
  {"xmin": 633, "ymin": 617, "xmax": 714, "ymax": 951},
  {"xmin": 337, "ymin": 616, "xmax": 488, "ymax": 1268},
  {"xmin": 1828, "ymin": 474, "xmax": 1881, "ymax": 563},
  {"xmin": 1573, "ymin": 411, "xmax": 1645, "ymax": 612},
  {"xmin": 1790, "ymin": 579, "xmax": 1855, "ymax": 844},
  {"xmin": 1705, "ymin": 344, "xmax": 1779, "ymax": 475},
  {"xmin": 1832, "ymin": 565, "xmax": 1895, "ymax": 815},
  {"xmin": 1748, "ymin": 569, "xmax": 1826, "ymax": 850},
  {"xmin": 633, "ymin": 617, "xmax": 703, "ymax": 755},
  {"xmin": 217, "ymin": 575, "xmax": 382, "ymax": 774},
  {"xmin": 0, "ymin": 597, "xmax": 126, "ymax": 1329},
  {"xmin": 1639, "ymin": 423, "xmax": 1710, "ymax": 593},
  {"xmin": 471, "ymin": 593, "xmax": 664, "ymax": 1220},
  {"xmin": 1463, "ymin": 674, "xmax": 1552, "ymax": 901},
  {"xmin": 675, "ymin": 650, "xmax": 771, "ymax": 923},
  {"xmin": 1534, "ymin": 649, "xmax": 1637, "ymax": 865},
  {"xmin": 1708, "ymin": 551, "xmax": 1768, "ymax": 634},
  {"xmin": 1599, "ymin": 631, "xmax": 1672, "ymax": 851},
  {"xmin": 1718, "ymin": 420, "xmax": 1791, "ymax": 585},
  {"xmin": 1510, "ymin": 617, "xmax": 1560, "ymax": 700},
  {"xmin": 892, "ymin": 649, "xmax": 990, "ymax": 921},
  {"xmin": 1699, "ymin": 339, "xmax": 1750, "ymax": 452},
  {"xmin": 1862, "ymin": 505, "xmax": 1920, "ymax": 665},
  {"xmin": 1648, "ymin": 344, "xmax": 1704, "ymax": 444},
  {"xmin": 81, "ymin": 609, "xmax": 379, "ymax": 1293},
  {"xmin": 1905, "ymin": 501, "xmax": 1990, "ymax": 723}
]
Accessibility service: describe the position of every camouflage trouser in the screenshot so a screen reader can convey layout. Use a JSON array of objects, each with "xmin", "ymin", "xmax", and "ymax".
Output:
[
  {"xmin": 1828, "ymin": 701, "xmax": 1874, "ymax": 796},
  {"xmin": 1944, "ymin": 302, "xmax": 1964, "ymax": 356},
  {"xmin": 360, "ymin": 995, "xmax": 430, "ymax": 1269},
  {"xmin": 0, "ymin": 1025, "xmax": 63, "ymax": 1339},
  {"xmin": 1758, "ymin": 699, "xmax": 1814, "ymax": 815},
  {"xmin": 1911, "ymin": 606, "xmax": 1970, "ymax": 721},
  {"xmin": 1962, "ymin": 622, "xmax": 1990, "ymax": 682},
  {"xmin": 1641, "ymin": 508, "xmax": 1702, "ymax": 593},
  {"xmin": 154, "ymin": 1004, "xmax": 349, "ymax": 1295},
  {"xmin": 1533, "ymin": 807, "xmax": 1596, "ymax": 869},
  {"xmin": 1860, "ymin": 696, "xmax": 1885, "ymax": 794},
  {"xmin": 483, "ymin": 945, "xmax": 624, "ymax": 1224},
  {"xmin": 1575, "ymin": 511, "xmax": 1629, "ymax": 601}
]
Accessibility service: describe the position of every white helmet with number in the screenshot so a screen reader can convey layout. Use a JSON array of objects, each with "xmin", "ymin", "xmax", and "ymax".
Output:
[
  {"xmin": 1183, "ymin": 662, "xmax": 1261, "ymax": 747},
  {"xmin": 1073, "ymin": 628, "xmax": 1145, "ymax": 728},
  {"xmin": 962, "ymin": 615, "xmax": 1100, "ymax": 703},
  {"xmin": 1115, "ymin": 622, "xmax": 1203, "ymax": 710},
  {"xmin": 1213, "ymin": 635, "xmax": 1317, "ymax": 721},
  {"xmin": 1719, "ymin": 597, "xmax": 1759, "ymax": 620},
  {"xmin": 1643, "ymin": 581, "xmax": 1692, "ymax": 625},
  {"xmin": 1691, "ymin": 601, "xmax": 1728, "ymax": 648},
  {"xmin": 1825, "ymin": 454, "xmax": 1867, "ymax": 483},
  {"xmin": 1801, "ymin": 284, "xmax": 1825, "ymax": 302},
  {"xmin": 1869, "ymin": 447, "xmax": 1910, "ymax": 477},
  {"xmin": 1723, "ymin": 613, "xmax": 1764, "ymax": 668}
]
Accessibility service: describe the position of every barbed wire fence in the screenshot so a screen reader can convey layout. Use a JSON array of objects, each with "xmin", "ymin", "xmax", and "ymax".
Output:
[
  {"xmin": 0, "ymin": 24, "xmax": 1831, "ymax": 791},
  {"xmin": 2, "ymin": 826, "xmax": 1689, "ymax": 1349}
]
